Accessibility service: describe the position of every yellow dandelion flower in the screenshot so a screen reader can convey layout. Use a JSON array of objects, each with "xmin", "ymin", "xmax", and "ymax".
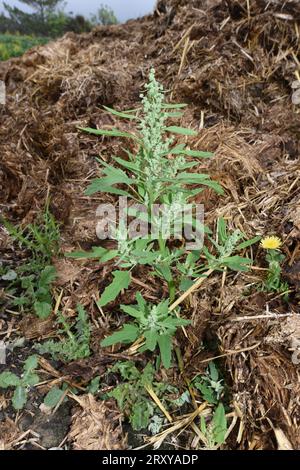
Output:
[{"xmin": 260, "ymin": 236, "xmax": 282, "ymax": 250}]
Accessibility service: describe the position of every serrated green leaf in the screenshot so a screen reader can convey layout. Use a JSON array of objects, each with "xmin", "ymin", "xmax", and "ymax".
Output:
[
  {"xmin": 34, "ymin": 301, "xmax": 52, "ymax": 319},
  {"xmin": 0, "ymin": 371, "xmax": 20, "ymax": 388},
  {"xmin": 120, "ymin": 304, "xmax": 141, "ymax": 319},
  {"xmin": 194, "ymin": 380, "xmax": 217, "ymax": 405},
  {"xmin": 87, "ymin": 377, "xmax": 101, "ymax": 394},
  {"xmin": 98, "ymin": 270, "xmax": 131, "ymax": 307},
  {"xmin": 221, "ymin": 255, "xmax": 252, "ymax": 271},
  {"xmin": 39, "ymin": 266, "xmax": 56, "ymax": 287},
  {"xmin": 25, "ymin": 373, "xmax": 40, "ymax": 387},
  {"xmin": 130, "ymin": 401, "xmax": 153, "ymax": 431},
  {"xmin": 113, "ymin": 156, "xmax": 140, "ymax": 172},
  {"xmin": 23, "ymin": 355, "xmax": 38, "ymax": 373}
]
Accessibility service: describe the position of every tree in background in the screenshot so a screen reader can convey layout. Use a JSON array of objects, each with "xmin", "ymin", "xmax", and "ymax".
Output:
[
  {"xmin": 0, "ymin": 1, "xmax": 118, "ymax": 38},
  {"xmin": 15, "ymin": 0, "xmax": 64, "ymax": 24},
  {"xmin": 91, "ymin": 4, "xmax": 118, "ymax": 26},
  {"xmin": 2, "ymin": 0, "xmax": 65, "ymax": 35}
]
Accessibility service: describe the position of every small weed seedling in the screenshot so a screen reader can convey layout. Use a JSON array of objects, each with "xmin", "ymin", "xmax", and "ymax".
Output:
[
  {"xmin": 0, "ymin": 355, "xmax": 40, "ymax": 410},
  {"xmin": 1, "ymin": 205, "xmax": 60, "ymax": 318},
  {"xmin": 204, "ymin": 218, "xmax": 260, "ymax": 273},
  {"xmin": 101, "ymin": 293, "xmax": 190, "ymax": 368},
  {"xmin": 200, "ymin": 403, "xmax": 227, "ymax": 449},
  {"xmin": 107, "ymin": 361, "xmax": 178, "ymax": 432},
  {"xmin": 36, "ymin": 305, "xmax": 91, "ymax": 361},
  {"xmin": 193, "ymin": 362, "xmax": 224, "ymax": 405}
]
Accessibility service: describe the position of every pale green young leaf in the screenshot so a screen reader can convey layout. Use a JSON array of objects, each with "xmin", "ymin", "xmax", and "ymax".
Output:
[
  {"xmin": 23, "ymin": 355, "xmax": 38, "ymax": 374},
  {"xmin": 12, "ymin": 386, "xmax": 27, "ymax": 410},
  {"xmin": 164, "ymin": 112, "xmax": 184, "ymax": 118},
  {"xmin": 25, "ymin": 373, "xmax": 40, "ymax": 387},
  {"xmin": 0, "ymin": 371, "xmax": 19, "ymax": 388},
  {"xmin": 34, "ymin": 301, "xmax": 52, "ymax": 319},
  {"xmin": 44, "ymin": 386, "xmax": 65, "ymax": 408}
]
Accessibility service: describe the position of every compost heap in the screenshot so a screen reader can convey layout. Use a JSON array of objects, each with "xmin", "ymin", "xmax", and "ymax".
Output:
[{"xmin": 0, "ymin": 0, "xmax": 300, "ymax": 450}]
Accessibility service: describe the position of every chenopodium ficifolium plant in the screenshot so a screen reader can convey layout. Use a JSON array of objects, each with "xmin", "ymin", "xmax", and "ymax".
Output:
[
  {"xmin": 36, "ymin": 305, "xmax": 91, "ymax": 362},
  {"xmin": 101, "ymin": 292, "xmax": 190, "ymax": 368},
  {"xmin": 0, "ymin": 355, "xmax": 40, "ymax": 410},
  {"xmin": 67, "ymin": 69, "xmax": 259, "ymax": 368},
  {"xmin": 67, "ymin": 68, "xmax": 223, "ymax": 305}
]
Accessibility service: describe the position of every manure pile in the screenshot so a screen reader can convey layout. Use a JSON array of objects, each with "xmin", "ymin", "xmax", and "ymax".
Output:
[{"xmin": 0, "ymin": 0, "xmax": 300, "ymax": 450}]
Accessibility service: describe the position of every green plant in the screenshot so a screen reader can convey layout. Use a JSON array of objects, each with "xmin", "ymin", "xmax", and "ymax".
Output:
[
  {"xmin": 1, "ymin": 204, "xmax": 59, "ymax": 318},
  {"xmin": 260, "ymin": 238, "xmax": 288, "ymax": 295},
  {"xmin": 193, "ymin": 362, "xmax": 224, "ymax": 405},
  {"xmin": 204, "ymin": 218, "xmax": 260, "ymax": 273},
  {"xmin": 12, "ymin": 265, "xmax": 57, "ymax": 319},
  {"xmin": 67, "ymin": 70, "xmax": 259, "ymax": 371},
  {"xmin": 68, "ymin": 69, "xmax": 222, "ymax": 305},
  {"xmin": 0, "ymin": 355, "xmax": 40, "ymax": 410},
  {"xmin": 36, "ymin": 304, "xmax": 91, "ymax": 361},
  {"xmin": 200, "ymin": 403, "xmax": 227, "ymax": 449},
  {"xmin": 0, "ymin": 34, "xmax": 48, "ymax": 60},
  {"xmin": 107, "ymin": 361, "xmax": 178, "ymax": 432},
  {"xmin": 2, "ymin": 204, "xmax": 60, "ymax": 264},
  {"xmin": 101, "ymin": 293, "xmax": 190, "ymax": 368}
]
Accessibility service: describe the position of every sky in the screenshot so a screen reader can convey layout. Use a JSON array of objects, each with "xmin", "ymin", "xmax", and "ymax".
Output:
[{"xmin": 0, "ymin": 1, "xmax": 156, "ymax": 22}]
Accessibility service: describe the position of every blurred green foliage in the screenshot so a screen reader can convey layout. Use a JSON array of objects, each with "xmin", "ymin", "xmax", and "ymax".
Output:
[{"xmin": 0, "ymin": 33, "xmax": 48, "ymax": 60}]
